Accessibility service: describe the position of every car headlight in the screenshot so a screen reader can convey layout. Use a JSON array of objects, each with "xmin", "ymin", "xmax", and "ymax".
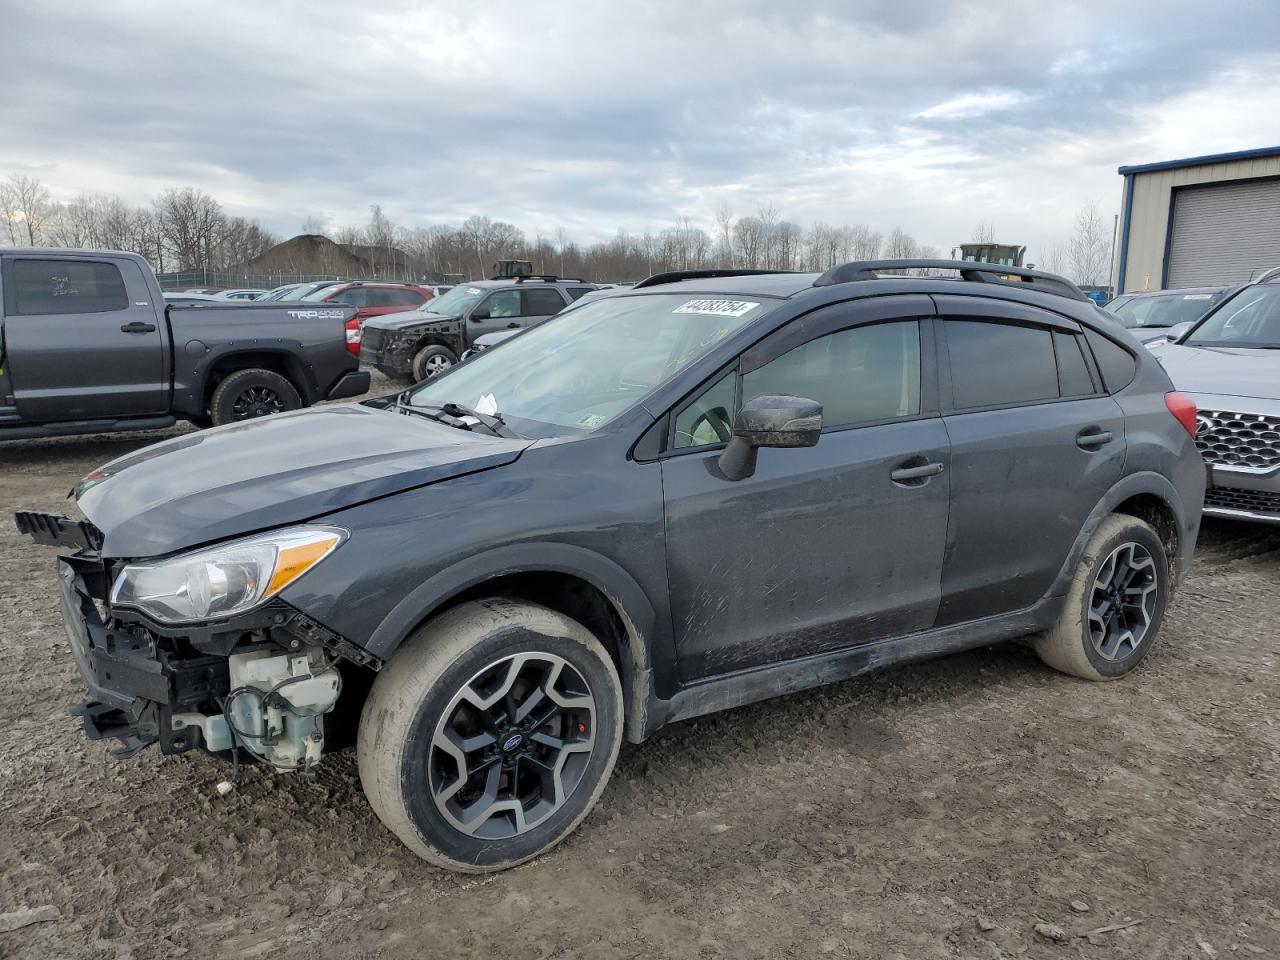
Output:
[{"xmin": 110, "ymin": 526, "xmax": 345, "ymax": 624}]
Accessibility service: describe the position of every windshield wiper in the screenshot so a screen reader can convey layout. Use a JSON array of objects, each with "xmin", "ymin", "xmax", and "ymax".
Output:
[
  {"xmin": 437, "ymin": 402, "xmax": 519, "ymax": 438},
  {"xmin": 398, "ymin": 401, "xmax": 518, "ymax": 438}
]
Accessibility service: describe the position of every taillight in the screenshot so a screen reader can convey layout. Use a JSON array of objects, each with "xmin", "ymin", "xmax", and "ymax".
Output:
[
  {"xmin": 1165, "ymin": 391, "xmax": 1197, "ymax": 440},
  {"xmin": 345, "ymin": 318, "xmax": 361, "ymax": 357}
]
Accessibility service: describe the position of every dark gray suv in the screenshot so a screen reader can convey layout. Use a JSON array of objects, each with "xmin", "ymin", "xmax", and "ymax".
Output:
[{"xmin": 20, "ymin": 260, "xmax": 1205, "ymax": 873}]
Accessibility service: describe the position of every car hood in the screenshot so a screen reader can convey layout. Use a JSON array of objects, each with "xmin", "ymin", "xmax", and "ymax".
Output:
[
  {"xmin": 1147, "ymin": 342, "xmax": 1280, "ymax": 399},
  {"xmin": 75, "ymin": 404, "xmax": 531, "ymax": 558},
  {"xmin": 363, "ymin": 310, "xmax": 458, "ymax": 332}
]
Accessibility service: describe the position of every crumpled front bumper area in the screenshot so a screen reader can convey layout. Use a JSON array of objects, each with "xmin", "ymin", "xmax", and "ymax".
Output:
[
  {"xmin": 360, "ymin": 325, "xmax": 417, "ymax": 379},
  {"xmin": 57, "ymin": 556, "xmax": 229, "ymax": 759}
]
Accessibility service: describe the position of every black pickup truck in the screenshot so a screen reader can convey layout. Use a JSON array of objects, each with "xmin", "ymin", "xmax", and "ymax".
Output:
[{"xmin": 0, "ymin": 249, "xmax": 369, "ymax": 440}]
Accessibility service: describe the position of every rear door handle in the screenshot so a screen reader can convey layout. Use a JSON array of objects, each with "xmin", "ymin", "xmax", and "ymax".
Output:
[
  {"xmin": 1076, "ymin": 428, "xmax": 1114, "ymax": 449},
  {"xmin": 120, "ymin": 321, "xmax": 156, "ymax": 334},
  {"xmin": 890, "ymin": 461, "xmax": 945, "ymax": 483}
]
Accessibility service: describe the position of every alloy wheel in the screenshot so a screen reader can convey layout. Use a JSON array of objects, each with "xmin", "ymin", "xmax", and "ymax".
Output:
[
  {"xmin": 230, "ymin": 385, "xmax": 284, "ymax": 420},
  {"xmin": 423, "ymin": 354, "xmax": 452, "ymax": 377},
  {"xmin": 428, "ymin": 652, "xmax": 596, "ymax": 839},
  {"xmin": 1087, "ymin": 541, "xmax": 1159, "ymax": 661}
]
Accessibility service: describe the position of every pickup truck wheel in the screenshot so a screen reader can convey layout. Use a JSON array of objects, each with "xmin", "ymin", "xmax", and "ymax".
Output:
[
  {"xmin": 209, "ymin": 368, "xmax": 302, "ymax": 426},
  {"xmin": 358, "ymin": 599, "xmax": 623, "ymax": 873},
  {"xmin": 1033, "ymin": 514, "xmax": 1170, "ymax": 680},
  {"xmin": 411, "ymin": 345, "xmax": 457, "ymax": 382}
]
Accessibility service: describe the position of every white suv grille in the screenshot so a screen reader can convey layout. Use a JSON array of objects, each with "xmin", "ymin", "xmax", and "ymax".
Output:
[{"xmin": 1196, "ymin": 409, "xmax": 1280, "ymax": 472}]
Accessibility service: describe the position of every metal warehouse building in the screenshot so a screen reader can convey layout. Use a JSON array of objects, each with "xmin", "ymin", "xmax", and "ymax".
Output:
[{"xmin": 1113, "ymin": 145, "xmax": 1280, "ymax": 294}]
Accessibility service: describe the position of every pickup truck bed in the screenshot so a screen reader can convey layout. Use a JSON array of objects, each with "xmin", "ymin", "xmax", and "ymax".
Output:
[{"xmin": 0, "ymin": 249, "xmax": 368, "ymax": 439}]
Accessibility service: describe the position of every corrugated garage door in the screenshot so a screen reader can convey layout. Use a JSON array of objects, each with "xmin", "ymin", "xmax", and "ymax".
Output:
[{"xmin": 1166, "ymin": 179, "xmax": 1280, "ymax": 287}]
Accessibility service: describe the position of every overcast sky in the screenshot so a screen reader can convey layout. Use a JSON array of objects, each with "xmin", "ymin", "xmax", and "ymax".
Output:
[{"xmin": 3, "ymin": 1, "xmax": 1279, "ymax": 259}]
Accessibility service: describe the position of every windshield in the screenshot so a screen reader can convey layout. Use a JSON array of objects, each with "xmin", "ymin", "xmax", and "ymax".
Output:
[
  {"xmin": 280, "ymin": 283, "xmax": 323, "ymax": 301},
  {"xmin": 1186, "ymin": 285, "xmax": 1280, "ymax": 348},
  {"xmin": 1111, "ymin": 292, "xmax": 1219, "ymax": 328},
  {"xmin": 302, "ymin": 284, "xmax": 358, "ymax": 302},
  {"xmin": 416, "ymin": 284, "xmax": 487, "ymax": 316},
  {"xmin": 405, "ymin": 293, "xmax": 773, "ymax": 437}
]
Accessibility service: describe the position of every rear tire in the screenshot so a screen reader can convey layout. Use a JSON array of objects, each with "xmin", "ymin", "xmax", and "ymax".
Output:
[
  {"xmin": 1033, "ymin": 514, "xmax": 1170, "ymax": 680},
  {"xmin": 358, "ymin": 599, "xmax": 623, "ymax": 873},
  {"xmin": 411, "ymin": 345, "xmax": 457, "ymax": 382},
  {"xmin": 209, "ymin": 368, "xmax": 302, "ymax": 426}
]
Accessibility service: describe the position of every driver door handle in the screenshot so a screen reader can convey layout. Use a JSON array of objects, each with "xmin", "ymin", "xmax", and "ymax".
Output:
[{"xmin": 120, "ymin": 321, "xmax": 156, "ymax": 334}]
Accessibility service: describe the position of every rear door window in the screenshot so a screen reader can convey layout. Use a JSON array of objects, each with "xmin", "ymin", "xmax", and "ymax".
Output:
[
  {"xmin": 329, "ymin": 287, "xmax": 372, "ymax": 307},
  {"xmin": 6, "ymin": 259, "xmax": 129, "ymax": 315},
  {"xmin": 376, "ymin": 288, "xmax": 426, "ymax": 307},
  {"xmin": 525, "ymin": 288, "xmax": 568, "ymax": 315},
  {"xmin": 945, "ymin": 320, "xmax": 1059, "ymax": 409}
]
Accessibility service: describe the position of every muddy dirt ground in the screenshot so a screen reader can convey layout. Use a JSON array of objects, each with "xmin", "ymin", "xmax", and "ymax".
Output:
[{"xmin": 1, "ymin": 377, "xmax": 1278, "ymax": 959}]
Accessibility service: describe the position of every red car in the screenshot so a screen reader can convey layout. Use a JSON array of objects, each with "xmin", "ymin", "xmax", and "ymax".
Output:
[{"xmin": 302, "ymin": 282, "xmax": 435, "ymax": 356}]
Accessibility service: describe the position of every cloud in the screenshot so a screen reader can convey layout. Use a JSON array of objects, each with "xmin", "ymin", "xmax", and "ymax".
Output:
[
  {"xmin": 1, "ymin": 0, "xmax": 1279, "ymax": 258},
  {"xmin": 916, "ymin": 91, "xmax": 1027, "ymax": 121}
]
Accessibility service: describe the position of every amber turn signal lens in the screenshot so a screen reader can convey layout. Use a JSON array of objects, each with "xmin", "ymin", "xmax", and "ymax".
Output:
[{"xmin": 267, "ymin": 534, "xmax": 343, "ymax": 595}]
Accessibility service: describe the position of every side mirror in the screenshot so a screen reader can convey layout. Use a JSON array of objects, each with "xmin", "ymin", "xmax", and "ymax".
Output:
[
  {"xmin": 1166, "ymin": 321, "xmax": 1194, "ymax": 343},
  {"xmin": 717, "ymin": 395, "xmax": 822, "ymax": 481}
]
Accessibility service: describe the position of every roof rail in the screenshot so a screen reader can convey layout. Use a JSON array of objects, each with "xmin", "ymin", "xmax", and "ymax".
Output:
[
  {"xmin": 509, "ymin": 274, "xmax": 585, "ymax": 283},
  {"xmin": 1253, "ymin": 266, "xmax": 1280, "ymax": 284},
  {"xmin": 812, "ymin": 259, "xmax": 1089, "ymax": 302},
  {"xmin": 633, "ymin": 268, "xmax": 799, "ymax": 289}
]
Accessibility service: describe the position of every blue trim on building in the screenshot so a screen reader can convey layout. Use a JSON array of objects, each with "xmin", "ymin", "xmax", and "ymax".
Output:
[
  {"xmin": 1116, "ymin": 174, "xmax": 1134, "ymax": 292},
  {"xmin": 1117, "ymin": 145, "xmax": 1280, "ymax": 176}
]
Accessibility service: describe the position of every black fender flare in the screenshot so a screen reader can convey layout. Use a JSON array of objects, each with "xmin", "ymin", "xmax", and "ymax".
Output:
[
  {"xmin": 173, "ymin": 344, "xmax": 317, "ymax": 417},
  {"xmin": 364, "ymin": 542, "xmax": 658, "ymax": 742}
]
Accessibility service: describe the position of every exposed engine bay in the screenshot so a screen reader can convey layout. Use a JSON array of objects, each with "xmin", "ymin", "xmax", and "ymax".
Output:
[{"xmin": 39, "ymin": 535, "xmax": 376, "ymax": 776}]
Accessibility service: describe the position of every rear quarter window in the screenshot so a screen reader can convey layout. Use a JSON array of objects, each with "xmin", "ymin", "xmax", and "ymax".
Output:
[{"xmin": 1084, "ymin": 328, "xmax": 1137, "ymax": 392}]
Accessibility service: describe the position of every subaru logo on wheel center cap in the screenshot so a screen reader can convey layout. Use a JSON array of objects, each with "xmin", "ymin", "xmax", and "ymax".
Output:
[{"xmin": 502, "ymin": 733, "xmax": 525, "ymax": 752}]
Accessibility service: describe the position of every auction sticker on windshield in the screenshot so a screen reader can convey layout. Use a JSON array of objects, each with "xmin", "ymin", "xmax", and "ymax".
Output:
[{"xmin": 673, "ymin": 299, "xmax": 760, "ymax": 318}]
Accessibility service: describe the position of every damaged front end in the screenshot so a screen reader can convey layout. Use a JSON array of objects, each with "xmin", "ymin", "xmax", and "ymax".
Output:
[
  {"xmin": 361, "ymin": 316, "xmax": 462, "ymax": 380},
  {"xmin": 20, "ymin": 511, "xmax": 378, "ymax": 772}
]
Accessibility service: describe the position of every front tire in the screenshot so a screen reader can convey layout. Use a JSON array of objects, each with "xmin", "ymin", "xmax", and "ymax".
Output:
[
  {"xmin": 358, "ymin": 599, "xmax": 624, "ymax": 873},
  {"xmin": 1034, "ymin": 514, "xmax": 1170, "ymax": 680},
  {"xmin": 411, "ymin": 344, "xmax": 458, "ymax": 382},
  {"xmin": 208, "ymin": 368, "xmax": 302, "ymax": 426}
]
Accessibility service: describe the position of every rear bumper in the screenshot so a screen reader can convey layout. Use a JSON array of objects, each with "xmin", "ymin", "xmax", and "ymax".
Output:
[{"xmin": 325, "ymin": 370, "xmax": 371, "ymax": 400}]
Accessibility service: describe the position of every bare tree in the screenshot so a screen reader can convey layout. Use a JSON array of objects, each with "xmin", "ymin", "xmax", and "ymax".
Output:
[
  {"xmin": 155, "ymin": 187, "xmax": 225, "ymax": 271},
  {"xmin": 882, "ymin": 227, "xmax": 918, "ymax": 260},
  {"xmin": 1066, "ymin": 201, "xmax": 1110, "ymax": 286},
  {"xmin": 971, "ymin": 220, "xmax": 996, "ymax": 243},
  {"xmin": 301, "ymin": 216, "xmax": 327, "ymax": 235},
  {"xmin": 3, "ymin": 174, "xmax": 51, "ymax": 245},
  {"xmin": 714, "ymin": 203, "xmax": 734, "ymax": 267}
]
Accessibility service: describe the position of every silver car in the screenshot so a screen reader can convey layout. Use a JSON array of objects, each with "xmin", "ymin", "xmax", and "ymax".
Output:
[{"xmin": 1148, "ymin": 268, "xmax": 1280, "ymax": 523}]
